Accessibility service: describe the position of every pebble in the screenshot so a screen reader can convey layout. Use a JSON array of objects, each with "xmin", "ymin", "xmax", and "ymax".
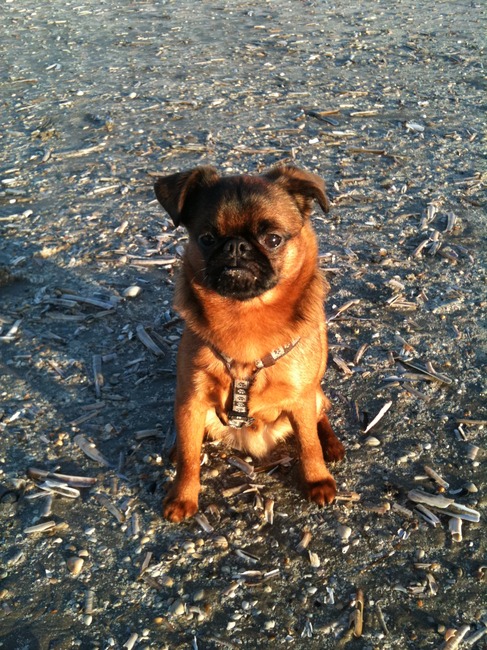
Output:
[
  {"xmin": 66, "ymin": 557, "xmax": 84, "ymax": 576},
  {"xmin": 170, "ymin": 599, "xmax": 185, "ymax": 616},
  {"xmin": 337, "ymin": 524, "xmax": 352, "ymax": 542},
  {"xmin": 464, "ymin": 482, "xmax": 478, "ymax": 493},
  {"xmin": 264, "ymin": 620, "xmax": 276, "ymax": 630},
  {"xmin": 193, "ymin": 589, "xmax": 205, "ymax": 602},
  {"xmin": 83, "ymin": 614, "xmax": 93, "ymax": 626},
  {"xmin": 123, "ymin": 285, "xmax": 142, "ymax": 298},
  {"xmin": 160, "ymin": 575, "xmax": 174, "ymax": 588}
]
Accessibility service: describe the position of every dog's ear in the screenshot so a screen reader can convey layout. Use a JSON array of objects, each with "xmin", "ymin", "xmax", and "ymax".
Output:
[
  {"xmin": 263, "ymin": 165, "xmax": 330, "ymax": 217},
  {"xmin": 154, "ymin": 166, "xmax": 220, "ymax": 227}
]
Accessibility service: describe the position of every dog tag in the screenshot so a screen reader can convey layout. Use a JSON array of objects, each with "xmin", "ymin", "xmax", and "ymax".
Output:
[{"xmin": 227, "ymin": 379, "xmax": 254, "ymax": 428}]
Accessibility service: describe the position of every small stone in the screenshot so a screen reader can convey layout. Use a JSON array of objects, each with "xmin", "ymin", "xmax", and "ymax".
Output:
[
  {"xmin": 123, "ymin": 285, "xmax": 142, "ymax": 298},
  {"xmin": 83, "ymin": 614, "xmax": 93, "ymax": 626},
  {"xmin": 160, "ymin": 575, "xmax": 174, "ymax": 588},
  {"xmin": 336, "ymin": 524, "xmax": 352, "ymax": 542},
  {"xmin": 264, "ymin": 620, "xmax": 276, "ymax": 630},
  {"xmin": 193, "ymin": 589, "xmax": 205, "ymax": 602},
  {"xmin": 66, "ymin": 557, "xmax": 84, "ymax": 576},
  {"xmin": 464, "ymin": 482, "xmax": 478, "ymax": 493},
  {"xmin": 170, "ymin": 599, "xmax": 185, "ymax": 616}
]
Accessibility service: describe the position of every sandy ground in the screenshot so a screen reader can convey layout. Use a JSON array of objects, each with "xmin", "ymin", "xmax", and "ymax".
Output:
[{"xmin": 0, "ymin": 1, "xmax": 486, "ymax": 649}]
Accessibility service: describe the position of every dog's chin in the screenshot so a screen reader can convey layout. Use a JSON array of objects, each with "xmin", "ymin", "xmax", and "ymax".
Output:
[{"xmin": 210, "ymin": 267, "xmax": 278, "ymax": 301}]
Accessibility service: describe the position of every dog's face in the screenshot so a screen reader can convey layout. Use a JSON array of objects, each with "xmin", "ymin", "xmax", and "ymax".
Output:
[{"xmin": 154, "ymin": 166, "xmax": 330, "ymax": 302}]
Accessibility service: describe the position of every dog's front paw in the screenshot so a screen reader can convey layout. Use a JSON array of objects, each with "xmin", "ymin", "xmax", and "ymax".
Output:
[
  {"xmin": 305, "ymin": 476, "xmax": 337, "ymax": 506},
  {"xmin": 322, "ymin": 437, "xmax": 345, "ymax": 463},
  {"xmin": 163, "ymin": 492, "xmax": 198, "ymax": 522}
]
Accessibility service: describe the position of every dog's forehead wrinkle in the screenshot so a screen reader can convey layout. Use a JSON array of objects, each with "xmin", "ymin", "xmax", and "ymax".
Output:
[{"xmin": 208, "ymin": 182, "xmax": 300, "ymax": 237}]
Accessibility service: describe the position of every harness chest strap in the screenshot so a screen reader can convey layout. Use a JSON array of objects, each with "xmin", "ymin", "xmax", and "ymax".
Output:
[{"xmin": 218, "ymin": 338, "xmax": 300, "ymax": 429}]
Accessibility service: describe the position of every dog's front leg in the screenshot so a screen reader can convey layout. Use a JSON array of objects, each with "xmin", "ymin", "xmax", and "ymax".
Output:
[
  {"xmin": 289, "ymin": 398, "xmax": 337, "ymax": 506},
  {"xmin": 163, "ymin": 402, "xmax": 206, "ymax": 522}
]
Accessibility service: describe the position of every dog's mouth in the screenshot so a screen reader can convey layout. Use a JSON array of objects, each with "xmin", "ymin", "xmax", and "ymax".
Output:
[
  {"xmin": 202, "ymin": 236, "xmax": 278, "ymax": 301},
  {"xmin": 212, "ymin": 264, "xmax": 277, "ymax": 301}
]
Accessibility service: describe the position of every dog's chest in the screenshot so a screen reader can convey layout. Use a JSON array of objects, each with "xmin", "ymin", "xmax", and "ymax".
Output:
[{"xmin": 212, "ymin": 368, "xmax": 291, "ymax": 427}]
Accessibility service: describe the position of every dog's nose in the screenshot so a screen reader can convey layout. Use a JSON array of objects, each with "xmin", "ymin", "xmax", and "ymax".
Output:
[{"xmin": 223, "ymin": 237, "xmax": 251, "ymax": 258}]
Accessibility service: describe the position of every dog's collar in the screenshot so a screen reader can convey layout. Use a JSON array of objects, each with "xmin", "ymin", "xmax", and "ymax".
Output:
[{"xmin": 214, "ymin": 337, "xmax": 300, "ymax": 429}]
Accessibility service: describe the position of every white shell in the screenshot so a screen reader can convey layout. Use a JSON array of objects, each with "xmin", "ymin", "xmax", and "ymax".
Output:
[{"xmin": 365, "ymin": 436, "xmax": 381, "ymax": 447}]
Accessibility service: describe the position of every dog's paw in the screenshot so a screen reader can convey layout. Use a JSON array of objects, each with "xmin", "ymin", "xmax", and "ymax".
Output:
[
  {"xmin": 305, "ymin": 476, "xmax": 337, "ymax": 506},
  {"xmin": 322, "ymin": 437, "xmax": 345, "ymax": 463},
  {"xmin": 163, "ymin": 494, "xmax": 198, "ymax": 522}
]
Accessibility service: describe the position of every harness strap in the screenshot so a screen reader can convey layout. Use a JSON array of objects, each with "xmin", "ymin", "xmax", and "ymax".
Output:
[{"xmin": 215, "ymin": 337, "xmax": 300, "ymax": 429}]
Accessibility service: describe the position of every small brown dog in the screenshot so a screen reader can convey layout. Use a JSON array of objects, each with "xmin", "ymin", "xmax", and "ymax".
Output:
[{"xmin": 154, "ymin": 165, "xmax": 345, "ymax": 522}]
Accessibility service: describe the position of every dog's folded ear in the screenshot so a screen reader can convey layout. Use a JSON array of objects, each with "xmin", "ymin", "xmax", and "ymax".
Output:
[
  {"xmin": 263, "ymin": 165, "xmax": 330, "ymax": 217},
  {"xmin": 154, "ymin": 166, "xmax": 220, "ymax": 227}
]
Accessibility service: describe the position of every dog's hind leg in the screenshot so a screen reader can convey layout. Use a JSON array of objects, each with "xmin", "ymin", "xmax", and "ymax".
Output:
[{"xmin": 316, "ymin": 390, "xmax": 345, "ymax": 463}]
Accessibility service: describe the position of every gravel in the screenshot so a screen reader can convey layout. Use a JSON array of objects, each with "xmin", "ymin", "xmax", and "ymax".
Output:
[{"xmin": 0, "ymin": 1, "xmax": 485, "ymax": 648}]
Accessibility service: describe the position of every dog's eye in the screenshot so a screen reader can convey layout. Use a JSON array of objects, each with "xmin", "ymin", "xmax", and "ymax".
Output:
[
  {"xmin": 198, "ymin": 232, "xmax": 216, "ymax": 247},
  {"xmin": 263, "ymin": 233, "xmax": 283, "ymax": 249}
]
